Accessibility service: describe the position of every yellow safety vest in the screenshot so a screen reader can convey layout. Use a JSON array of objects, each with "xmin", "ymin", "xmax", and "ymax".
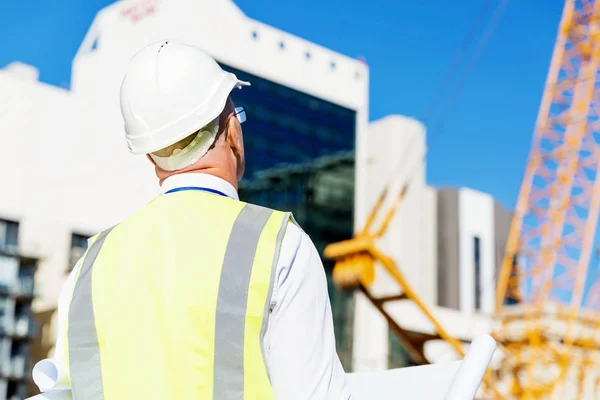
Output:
[{"xmin": 61, "ymin": 190, "xmax": 290, "ymax": 399}]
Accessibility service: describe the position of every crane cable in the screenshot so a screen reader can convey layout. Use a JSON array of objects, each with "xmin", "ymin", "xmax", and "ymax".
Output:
[
  {"xmin": 422, "ymin": 0, "xmax": 498, "ymax": 123},
  {"xmin": 421, "ymin": 0, "xmax": 512, "ymax": 339},
  {"xmin": 372, "ymin": 0, "xmax": 512, "ymax": 205}
]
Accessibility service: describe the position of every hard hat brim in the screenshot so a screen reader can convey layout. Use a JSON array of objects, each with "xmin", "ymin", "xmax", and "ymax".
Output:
[{"xmin": 126, "ymin": 72, "xmax": 249, "ymax": 155}]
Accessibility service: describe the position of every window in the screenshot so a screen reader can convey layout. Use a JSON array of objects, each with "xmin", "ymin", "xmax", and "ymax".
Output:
[
  {"xmin": 17, "ymin": 261, "xmax": 35, "ymax": 299},
  {"xmin": 9, "ymin": 341, "xmax": 28, "ymax": 378},
  {"xmin": 0, "ymin": 220, "xmax": 19, "ymax": 252},
  {"xmin": 296, "ymin": 118, "xmax": 311, "ymax": 135},
  {"xmin": 219, "ymin": 62, "xmax": 356, "ymax": 178},
  {"xmin": 90, "ymin": 37, "xmax": 98, "ymax": 51},
  {"xmin": 389, "ymin": 328, "xmax": 419, "ymax": 369},
  {"xmin": 13, "ymin": 302, "xmax": 31, "ymax": 337},
  {"xmin": 474, "ymin": 236, "xmax": 482, "ymax": 311},
  {"xmin": 0, "ymin": 298, "xmax": 7, "ymax": 333},
  {"xmin": 69, "ymin": 233, "xmax": 89, "ymax": 272}
]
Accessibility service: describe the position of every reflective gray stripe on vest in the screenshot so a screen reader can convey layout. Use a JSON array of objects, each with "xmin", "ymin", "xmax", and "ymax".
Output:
[
  {"xmin": 68, "ymin": 227, "xmax": 114, "ymax": 400},
  {"xmin": 213, "ymin": 204, "xmax": 274, "ymax": 400}
]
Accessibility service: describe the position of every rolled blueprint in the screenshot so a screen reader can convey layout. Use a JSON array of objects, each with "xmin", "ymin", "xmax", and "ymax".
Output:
[
  {"xmin": 32, "ymin": 358, "xmax": 70, "ymax": 392},
  {"xmin": 442, "ymin": 334, "xmax": 496, "ymax": 400},
  {"xmin": 25, "ymin": 389, "xmax": 72, "ymax": 400}
]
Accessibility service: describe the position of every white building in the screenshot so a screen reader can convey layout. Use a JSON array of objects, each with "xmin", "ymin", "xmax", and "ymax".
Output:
[
  {"xmin": 436, "ymin": 188, "xmax": 511, "ymax": 315},
  {"xmin": 0, "ymin": 0, "xmax": 369, "ymax": 379},
  {"xmin": 351, "ymin": 116, "xmax": 511, "ymax": 372},
  {"xmin": 0, "ymin": 0, "xmax": 510, "ymax": 392}
]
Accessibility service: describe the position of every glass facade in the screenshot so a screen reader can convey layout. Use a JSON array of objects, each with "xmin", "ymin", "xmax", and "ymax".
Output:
[
  {"xmin": 221, "ymin": 64, "xmax": 356, "ymax": 177},
  {"xmin": 388, "ymin": 328, "xmax": 421, "ymax": 369},
  {"xmin": 223, "ymin": 63, "xmax": 357, "ymax": 370}
]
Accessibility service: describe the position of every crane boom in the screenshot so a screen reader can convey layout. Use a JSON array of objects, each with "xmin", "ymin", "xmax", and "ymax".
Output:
[
  {"xmin": 325, "ymin": 1, "xmax": 600, "ymax": 398},
  {"xmin": 494, "ymin": 0, "xmax": 600, "ymax": 398}
]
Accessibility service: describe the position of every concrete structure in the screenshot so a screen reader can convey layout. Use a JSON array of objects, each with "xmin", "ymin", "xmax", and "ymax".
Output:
[
  {"xmin": 350, "ymin": 117, "xmax": 511, "ymax": 372},
  {"xmin": 351, "ymin": 115, "xmax": 439, "ymax": 372},
  {"xmin": 437, "ymin": 188, "xmax": 511, "ymax": 314}
]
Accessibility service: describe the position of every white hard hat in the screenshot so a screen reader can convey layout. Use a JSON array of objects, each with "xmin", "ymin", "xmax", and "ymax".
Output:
[{"xmin": 120, "ymin": 39, "xmax": 249, "ymax": 155}]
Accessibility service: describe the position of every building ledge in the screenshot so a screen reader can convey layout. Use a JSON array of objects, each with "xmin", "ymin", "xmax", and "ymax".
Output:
[
  {"xmin": 0, "ymin": 247, "xmax": 41, "ymax": 264},
  {"xmin": 0, "ymin": 284, "xmax": 37, "ymax": 301},
  {"xmin": 1, "ymin": 62, "xmax": 39, "ymax": 81},
  {"xmin": 383, "ymin": 301, "xmax": 491, "ymax": 342},
  {"xmin": 0, "ymin": 332, "xmax": 36, "ymax": 342}
]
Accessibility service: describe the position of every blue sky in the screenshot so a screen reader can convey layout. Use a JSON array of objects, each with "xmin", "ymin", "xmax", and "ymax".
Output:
[{"xmin": 0, "ymin": 0, "xmax": 564, "ymax": 209}]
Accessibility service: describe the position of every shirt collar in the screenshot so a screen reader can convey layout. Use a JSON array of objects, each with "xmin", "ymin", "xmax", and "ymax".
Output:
[{"xmin": 161, "ymin": 173, "xmax": 239, "ymax": 201}]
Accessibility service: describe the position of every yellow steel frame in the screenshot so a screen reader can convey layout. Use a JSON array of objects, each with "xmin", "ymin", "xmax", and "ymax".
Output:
[
  {"xmin": 324, "ymin": 186, "xmax": 504, "ymax": 399},
  {"xmin": 494, "ymin": 0, "xmax": 600, "ymax": 398},
  {"xmin": 326, "ymin": 1, "xmax": 600, "ymax": 399}
]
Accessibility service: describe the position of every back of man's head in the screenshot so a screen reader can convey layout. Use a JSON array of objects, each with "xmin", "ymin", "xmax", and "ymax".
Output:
[{"xmin": 119, "ymin": 40, "xmax": 249, "ymax": 183}]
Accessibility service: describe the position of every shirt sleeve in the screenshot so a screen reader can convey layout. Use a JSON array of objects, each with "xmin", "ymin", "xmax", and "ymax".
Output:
[{"xmin": 265, "ymin": 221, "xmax": 351, "ymax": 400}]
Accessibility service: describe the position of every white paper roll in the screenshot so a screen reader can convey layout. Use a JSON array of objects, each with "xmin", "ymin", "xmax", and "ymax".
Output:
[
  {"xmin": 25, "ymin": 389, "xmax": 72, "ymax": 400},
  {"xmin": 442, "ymin": 334, "xmax": 496, "ymax": 400},
  {"xmin": 32, "ymin": 358, "xmax": 71, "ymax": 392}
]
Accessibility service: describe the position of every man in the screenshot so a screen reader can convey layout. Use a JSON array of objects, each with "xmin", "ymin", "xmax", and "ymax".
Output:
[{"xmin": 51, "ymin": 40, "xmax": 351, "ymax": 399}]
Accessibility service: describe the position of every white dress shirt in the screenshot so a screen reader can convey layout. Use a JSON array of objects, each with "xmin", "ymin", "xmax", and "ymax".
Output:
[{"xmin": 54, "ymin": 173, "xmax": 351, "ymax": 400}]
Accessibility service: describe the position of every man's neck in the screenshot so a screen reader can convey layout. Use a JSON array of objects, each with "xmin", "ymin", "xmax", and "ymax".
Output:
[
  {"xmin": 155, "ymin": 163, "xmax": 237, "ymax": 189},
  {"xmin": 160, "ymin": 171, "xmax": 240, "ymax": 200},
  {"xmin": 186, "ymin": 168, "xmax": 238, "ymax": 190}
]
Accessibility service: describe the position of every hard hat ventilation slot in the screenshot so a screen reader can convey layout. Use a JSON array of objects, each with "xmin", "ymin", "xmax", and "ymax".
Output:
[{"xmin": 158, "ymin": 41, "xmax": 169, "ymax": 53}]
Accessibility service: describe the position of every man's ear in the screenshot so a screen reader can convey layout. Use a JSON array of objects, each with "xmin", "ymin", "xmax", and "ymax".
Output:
[
  {"xmin": 225, "ymin": 117, "xmax": 243, "ymax": 155},
  {"xmin": 225, "ymin": 116, "xmax": 245, "ymax": 180}
]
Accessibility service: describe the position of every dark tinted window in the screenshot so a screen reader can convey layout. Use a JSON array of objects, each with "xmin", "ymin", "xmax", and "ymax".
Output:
[
  {"xmin": 0, "ymin": 220, "xmax": 19, "ymax": 251},
  {"xmin": 474, "ymin": 236, "xmax": 481, "ymax": 311},
  {"xmin": 220, "ymin": 64, "xmax": 356, "ymax": 179},
  {"xmin": 69, "ymin": 233, "xmax": 90, "ymax": 272}
]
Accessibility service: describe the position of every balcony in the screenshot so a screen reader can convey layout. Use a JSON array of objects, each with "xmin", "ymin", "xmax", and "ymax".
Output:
[
  {"xmin": 0, "ymin": 363, "xmax": 9, "ymax": 379},
  {"xmin": 0, "ymin": 318, "xmax": 37, "ymax": 340},
  {"xmin": 14, "ymin": 278, "xmax": 35, "ymax": 301},
  {"xmin": 0, "ymin": 283, "xmax": 10, "ymax": 297},
  {"xmin": 9, "ymin": 356, "xmax": 25, "ymax": 380},
  {"xmin": 0, "ymin": 279, "xmax": 36, "ymax": 301},
  {"xmin": 0, "ymin": 356, "xmax": 28, "ymax": 382},
  {"xmin": 0, "ymin": 246, "xmax": 39, "ymax": 265},
  {"xmin": 13, "ymin": 317, "xmax": 36, "ymax": 338}
]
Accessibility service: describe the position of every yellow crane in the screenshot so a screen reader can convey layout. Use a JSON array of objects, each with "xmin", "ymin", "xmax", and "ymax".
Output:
[
  {"xmin": 325, "ymin": 1, "xmax": 600, "ymax": 398},
  {"xmin": 494, "ymin": 0, "xmax": 600, "ymax": 398}
]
